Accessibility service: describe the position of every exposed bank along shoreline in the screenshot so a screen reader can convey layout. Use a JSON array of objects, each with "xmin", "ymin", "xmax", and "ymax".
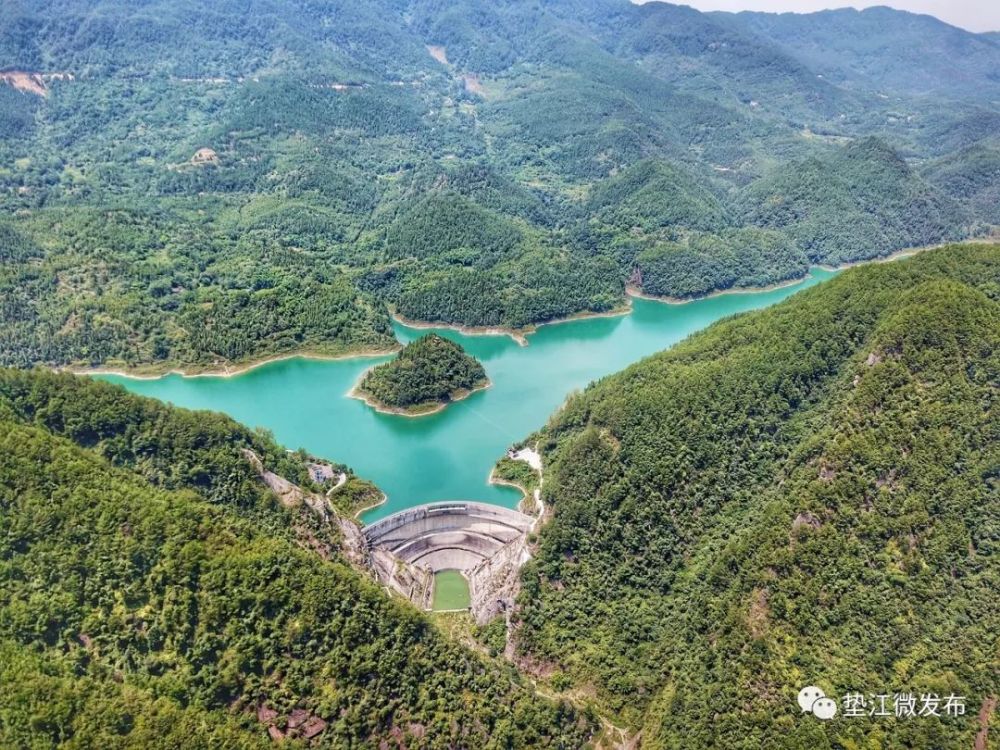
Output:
[
  {"xmin": 71, "ymin": 242, "xmax": 944, "ymax": 381},
  {"xmin": 347, "ymin": 367, "xmax": 493, "ymax": 418},
  {"xmin": 68, "ymin": 347, "xmax": 400, "ymax": 380},
  {"xmin": 488, "ymin": 446, "xmax": 545, "ymax": 522},
  {"xmin": 625, "ymin": 244, "xmax": 941, "ymax": 305},
  {"xmin": 390, "ymin": 244, "xmax": 941, "ymax": 342},
  {"xmin": 388, "ymin": 305, "xmax": 633, "ymax": 347}
]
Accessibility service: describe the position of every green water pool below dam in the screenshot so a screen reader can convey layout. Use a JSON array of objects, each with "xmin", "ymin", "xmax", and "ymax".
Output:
[{"xmin": 433, "ymin": 571, "xmax": 471, "ymax": 612}]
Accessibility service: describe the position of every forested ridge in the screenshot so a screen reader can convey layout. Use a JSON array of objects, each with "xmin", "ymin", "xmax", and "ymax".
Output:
[
  {"xmin": 0, "ymin": 369, "xmax": 593, "ymax": 748},
  {"xmin": 512, "ymin": 244, "xmax": 1000, "ymax": 748},
  {"xmin": 357, "ymin": 333, "xmax": 487, "ymax": 412},
  {"xmin": 3, "ymin": 251, "xmax": 995, "ymax": 749},
  {"xmin": 738, "ymin": 138, "xmax": 969, "ymax": 264},
  {"xmin": 1, "ymin": 0, "xmax": 998, "ymax": 369},
  {"xmin": 1, "ymin": 3, "xmax": 998, "ymax": 747}
]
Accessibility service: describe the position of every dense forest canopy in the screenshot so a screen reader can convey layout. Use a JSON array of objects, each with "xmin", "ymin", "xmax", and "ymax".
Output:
[
  {"xmin": 732, "ymin": 6, "xmax": 1000, "ymax": 98},
  {"xmin": 0, "ymin": 368, "xmax": 593, "ymax": 748},
  {"xmin": 512, "ymin": 244, "xmax": 1000, "ymax": 748},
  {"xmin": 357, "ymin": 333, "xmax": 488, "ymax": 411},
  {"xmin": 738, "ymin": 137, "xmax": 968, "ymax": 264},
  {"xmin": 1, "ymin": 2, "xmax": 999, "ymax": 743},
  {"xmin": 0, "ymin": 0, "xmax": 997, "ymax": 369}
]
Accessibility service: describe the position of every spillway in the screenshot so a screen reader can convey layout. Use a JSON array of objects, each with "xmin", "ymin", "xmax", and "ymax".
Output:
[{"xmin": 362, "ymin": 502, "xmax": 534, "ymax": 621}]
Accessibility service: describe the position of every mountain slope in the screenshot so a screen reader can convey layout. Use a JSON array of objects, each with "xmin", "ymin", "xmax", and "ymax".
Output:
[
  {"xmin": 923, "ymin": 142, "xmax": 1000, "ymax": 226},
  {"xmin": 0, "ymin": 0, "xmax": 995, "ymax": 371},
  {"xmin": 584, "ymin": 159, "xmax": 728, "ymax": 233},
  {"xmin": 731, "ymin": 6, "xmax": 1000, "ymax": 99},
  {"xmin": 739, "ymin": 137, "xmax": 967, "ymax": 263},
  {"xmin": 0, "ymin": 369, "xmax": 592, "ymax": 748},
  {"xmin": 539, "ymin": 0, "xmax": 864, "ymax": 130},
  {"xmin": 0, "ymin": 0, "xmax": 435, "ymax": 79},
  {"xmin": 512, "ymin": 244, "xmax": 999, "ymax": 747},
  {"xmin": 631, "ymin": 227, "xmax": 808, "ymax": 298}
]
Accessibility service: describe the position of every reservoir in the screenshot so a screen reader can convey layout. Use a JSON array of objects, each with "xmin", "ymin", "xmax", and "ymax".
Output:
[{"xmin": 99, "ymin": 269, "xmax": 836, "ymax": 523}]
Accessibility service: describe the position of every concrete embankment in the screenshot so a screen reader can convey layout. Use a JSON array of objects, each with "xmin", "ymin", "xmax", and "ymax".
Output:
[
  {"xmin": 363, "ymin": 502, "xmax": 534, "ymax": 622},
  {"xmin": 244, "ymin": 450, "xmax": 540, "ymax": 623}
]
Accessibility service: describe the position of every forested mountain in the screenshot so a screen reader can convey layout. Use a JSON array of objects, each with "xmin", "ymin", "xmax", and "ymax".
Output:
[
  {"xmin": 1, "ymin": 0, "xmax": 997, "ymax": 370},
  {"xmin": 2, "ymin": 3, "xmax": 998, "ymax": 748},
  {"xmin": 732, "ymin": 6, "xmax": 1000, "ymax": 98},
  {"xmin": 738, "ymin": 137, "xmax": 968, "ymax": 264},
  {"xmin": 923, "ymin": 143, "xmax": 1000, "ymax": 226},
  {"xmin": 584, "ymin": 159, "xmax": 728, "ymax": 233},
  {"xmin": 0, "ymin": 368, "xmax": 592, "ymax": 748},
  {"xmin": 512, "ymin": 244, "xmax": 999, "ymax": 748}
]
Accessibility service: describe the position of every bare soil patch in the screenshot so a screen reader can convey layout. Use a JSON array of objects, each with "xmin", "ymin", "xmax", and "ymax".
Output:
[
  {"xmin": 0, "ymin": 70, "xmax": 74, "ymax": 97},
  {"xmin": 463, "ymin": 74, "xmax": 485, "ymax": 96},
  {"xmin": 427, "ymin": 45, "xmax": 449, "ymax": 65},
  {"xmin": 0, "ymin": 71, "xmax": 47, "ymax": 96}
]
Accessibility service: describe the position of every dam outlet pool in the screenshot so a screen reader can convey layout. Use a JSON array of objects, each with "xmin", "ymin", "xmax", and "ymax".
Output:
[{"xmin": 432, "ymin": 570, "xmax": 472, "ymax": 611}]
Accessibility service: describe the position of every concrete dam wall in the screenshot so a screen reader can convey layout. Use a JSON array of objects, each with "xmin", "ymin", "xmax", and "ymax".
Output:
[
  {"xmin": 363, "ymin": 502, "xmax": 534, "ymax": 622},
  {"xmin": 243, "ymin": 450, "xmax": 537, "ymax": 623}
]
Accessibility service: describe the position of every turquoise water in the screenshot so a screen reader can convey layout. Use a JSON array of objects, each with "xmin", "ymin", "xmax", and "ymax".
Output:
[
  {"xmin": 99, "ymin": 269, "xmax": 836, "ymax": 523},
  {"xmin": 432, "ymin": 570, "xmax": 471, "ymax": 611}
]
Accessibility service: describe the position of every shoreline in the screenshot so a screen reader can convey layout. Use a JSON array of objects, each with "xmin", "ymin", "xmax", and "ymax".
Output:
[
  {"xmin": 625, "ymin": 242, "xmax": 947, "ymax": 305},
  {"xmin": 626, "ymin": 273, "xmax": 809, "ymax": 305},
  {"xmin": 487, "ymin": 469, "xmax": 537, "ymax": 515},
  {"xmin": 487, "ymin": 468, "xmax": 529, "ymax": 498},
  {"xmin": 353, "ymin": 492, "xmax": 388, "ymax": 521},
  {"xmin": 389, "ymin": 308, "xmax": 531, "ymax": 346},
  {"xmin": 389, "ymin": 302, "xmax": 632, "ymax": 347},
  {"xmin": 813, "ymin": 242, "xmax": 941, "ymax": 272},
  {"xmin": 347, "ymin": 371, "xmax": 493, "ymax": 418},
  {"xmin": 68, "ymin": 240, "xmax": 967, "ymax": 381},
  {"xmin": 530, "ymin": 301, "xmax": 633, "ymax": 333},
  {"xmin": 69, "ymin": 347, "xmax": 400, "ymax": 381}
]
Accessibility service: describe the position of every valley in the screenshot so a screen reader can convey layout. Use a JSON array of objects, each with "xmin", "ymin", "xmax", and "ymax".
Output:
[
  {"xmin": 1, "ymin": 0, "xmax": 998, "ymax": 747},
  {"xmin": 98, "ymin": 267, "xmax": 838, "ymax": 522}
]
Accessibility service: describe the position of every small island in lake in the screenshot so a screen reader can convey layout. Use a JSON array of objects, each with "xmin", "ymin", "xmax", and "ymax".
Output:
[{"xmin": 352, "ymin": 334, "xmax": 489, "ymax": 415}]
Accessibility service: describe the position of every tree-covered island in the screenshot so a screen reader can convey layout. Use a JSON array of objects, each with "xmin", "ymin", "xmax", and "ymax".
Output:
[{"xmin": 353, "ymin": 334, "xmax": 489, "ymax": 415}]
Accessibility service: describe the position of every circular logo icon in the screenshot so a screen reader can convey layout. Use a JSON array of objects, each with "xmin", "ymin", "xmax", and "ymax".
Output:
[
  {"xmin": 798, "ymin": 686, "xmax": 825, "ymax": 713},
  {"xmin": 797, "ymin": 686, "xmax": 837, "ymax": 720},
  {"xmin": 812, "ymin": 697, "xmax": 838, "ymax": 720}
]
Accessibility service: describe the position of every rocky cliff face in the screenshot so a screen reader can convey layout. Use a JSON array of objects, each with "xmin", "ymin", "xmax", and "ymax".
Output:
[
  {"xmin": 368, "ymin": 547, "xmax": 434, "ymax": 609},
  {"xmin": 468, "ymin": 535, "xmax": 531, "ymax": 624}
]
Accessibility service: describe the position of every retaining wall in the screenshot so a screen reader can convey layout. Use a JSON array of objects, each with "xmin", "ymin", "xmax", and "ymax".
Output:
[{"xmin": 362, "ymin": 502, "xmax": 534, "ymax": 620}]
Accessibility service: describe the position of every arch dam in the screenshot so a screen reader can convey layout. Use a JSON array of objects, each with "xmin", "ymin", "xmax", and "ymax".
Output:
[{"xmin": 362, "ymin": 502, "xmax": 535, "ymax": 623}]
